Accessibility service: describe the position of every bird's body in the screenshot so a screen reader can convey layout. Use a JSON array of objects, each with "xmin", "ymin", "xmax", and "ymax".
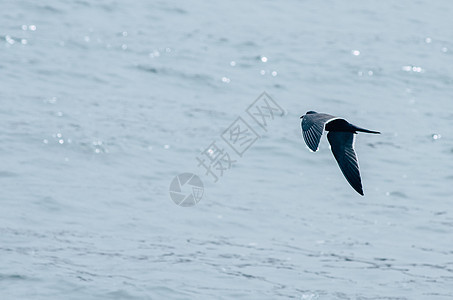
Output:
[{"xmin": 300, "ymin": 111, "xmax": 380, "ymax": 195}]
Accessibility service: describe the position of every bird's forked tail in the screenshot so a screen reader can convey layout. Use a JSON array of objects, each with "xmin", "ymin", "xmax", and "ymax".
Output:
[{"xmin": 353, "ymin": 125, "xmax": 380, "ymax": 134}]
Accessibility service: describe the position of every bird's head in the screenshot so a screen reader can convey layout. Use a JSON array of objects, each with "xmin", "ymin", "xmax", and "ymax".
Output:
[{"xmin": 301, "ymin": 111, "xmax": 317, "ymax": 119}]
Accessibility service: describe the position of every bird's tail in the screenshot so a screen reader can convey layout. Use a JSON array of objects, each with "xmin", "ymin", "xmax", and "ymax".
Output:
[{"xmin": 353, "ymin": 125, "xmax": 380, "ymax": 134}]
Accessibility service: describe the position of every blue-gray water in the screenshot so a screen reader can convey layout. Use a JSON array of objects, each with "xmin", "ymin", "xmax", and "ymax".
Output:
[{"xmin": 1, "ymin": 1, "xmax": 453, "ymax": 299}]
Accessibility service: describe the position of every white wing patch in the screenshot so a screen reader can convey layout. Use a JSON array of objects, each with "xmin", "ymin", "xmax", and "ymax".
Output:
[{"xmin": 301, "ymin": 114, "xmax": 338, "ymax": 152}]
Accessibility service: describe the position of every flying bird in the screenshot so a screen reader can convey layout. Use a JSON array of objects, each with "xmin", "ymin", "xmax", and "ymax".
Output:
[{"xmin": 300, "ymin": 111, "xmax": 380, "ymax": 195}]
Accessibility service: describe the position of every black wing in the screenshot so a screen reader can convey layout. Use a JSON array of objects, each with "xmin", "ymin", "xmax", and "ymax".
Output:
[
  {"xmin": 327, "ymin": 131, "xmax": 364, "ymax": 195},
  {"xmin": 301, "ymin": 113, "xmax": 336, "ymax": 152}
]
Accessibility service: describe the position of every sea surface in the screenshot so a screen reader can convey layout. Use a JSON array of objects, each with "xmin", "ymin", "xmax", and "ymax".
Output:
[{"xmin": 1, "ymin": 1, "xmax": 453, "ymax": 299}]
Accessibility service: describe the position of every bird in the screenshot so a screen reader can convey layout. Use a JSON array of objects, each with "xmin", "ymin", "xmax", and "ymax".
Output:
[{"xmin": 300, "ymin": 111, "xmax": 380, "ymax": 195}]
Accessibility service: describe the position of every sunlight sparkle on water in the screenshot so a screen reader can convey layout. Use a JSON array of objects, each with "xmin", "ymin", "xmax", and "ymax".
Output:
[
  {"xmin": 5, "ymin": 35, "xmax": 15, "ymax": 45},
  {"xmin": 47, "ymin": 97, "xmax": 57, "ymax": 104},
  {"xmin": 149, "ymin": 50, "xmax": 160, "ymax": 58},
  {"xmin": 432, "ymin": 134, "xmax": 441, "ymax": 140},
  {"xmin": 402, "ymin": 65, "xmax": 424, "ymax": 73}
]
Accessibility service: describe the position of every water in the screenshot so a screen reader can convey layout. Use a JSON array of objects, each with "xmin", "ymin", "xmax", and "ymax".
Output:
[{"xmin": 1, "ymin": 1, "xmax": 453, "ymax": 299}]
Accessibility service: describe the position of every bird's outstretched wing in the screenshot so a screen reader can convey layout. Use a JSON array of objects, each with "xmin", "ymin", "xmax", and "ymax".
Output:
[
  {"xmin": 327, "ymin": 131, "xmax": 364, "ymax": 195},
  {"xmin": 301, "ymin": 113, "xmax": 336, "ymax": 151}
]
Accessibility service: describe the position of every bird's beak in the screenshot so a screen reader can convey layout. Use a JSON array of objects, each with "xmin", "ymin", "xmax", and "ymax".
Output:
[{"xmin": 300, "ymin": 116, "xmax": 303, "ymax": 119}]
